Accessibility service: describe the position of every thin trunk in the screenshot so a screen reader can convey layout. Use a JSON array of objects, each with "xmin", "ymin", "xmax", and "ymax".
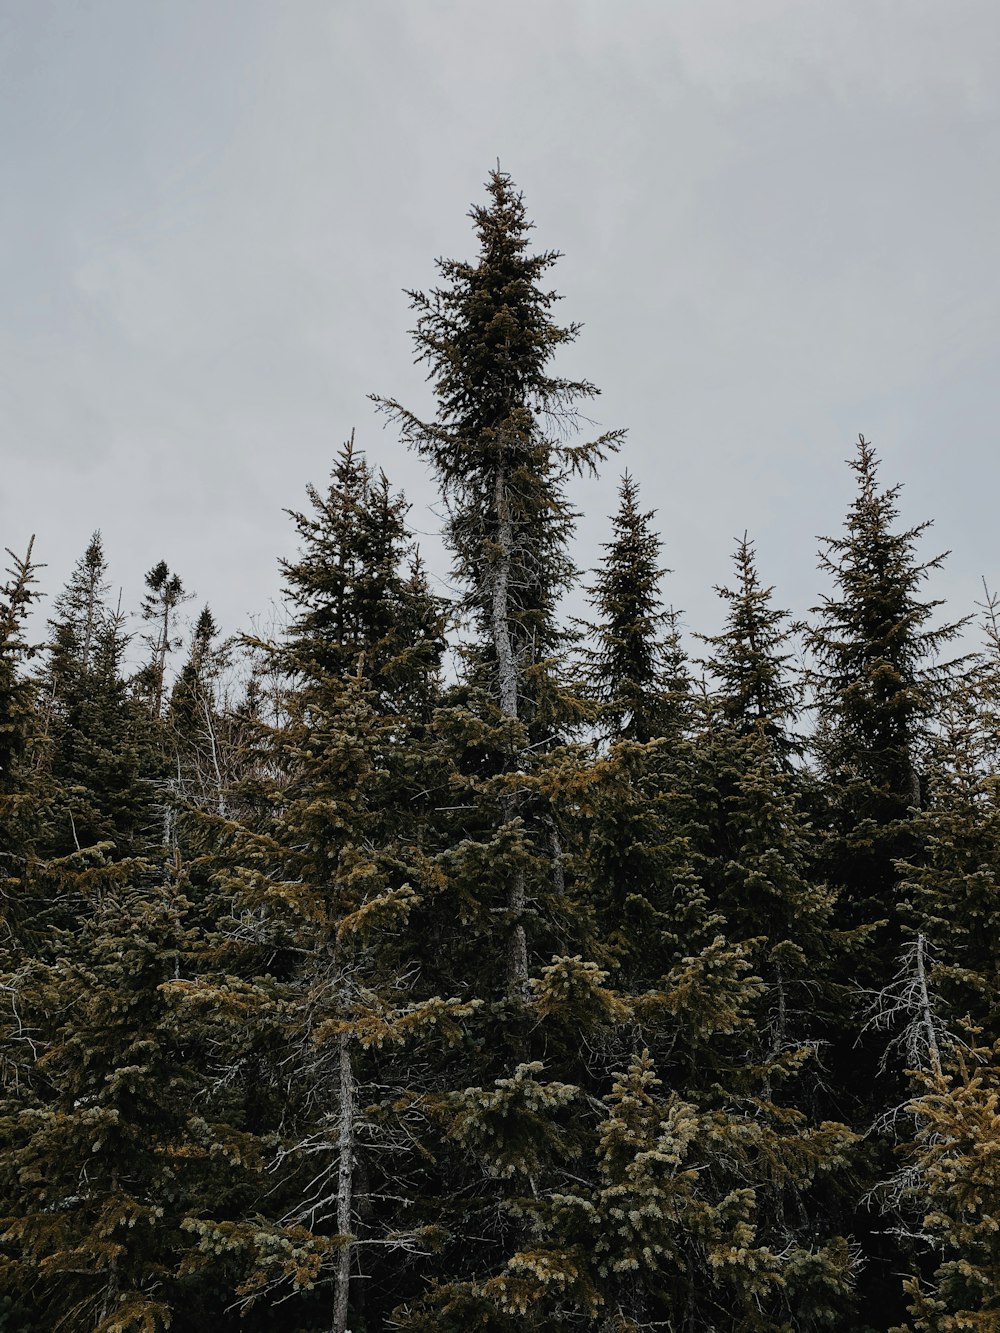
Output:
[
  {"xmin": 547, "ymin": 816, "xmax": 565, "ymax": 897},
  {"xmin": 491, "ymin": 465, "xmax": 528, "ymax": 999},
  {"xmin": 907, "ymin": 756, "xmax": 921, "ymax": 810},
  {"xmin": 505, "ymin": 839, "xmax": 529, "ymax": 1000},
  {"xmin": 763, "ymin": 966, "xmax": 786, "ymax": 1101},
  {"xmin": 81, "ymin": 578, "xmax": 98, "ymax": 672},
  {"xmin": 332, "ymin": 1030, "xmax": 355, "ymax": 1333},
  {"xmin": 201, "ymin": 691, "xmax": 227, "ymax": 816},
  {"xmin": 491, "ymin": 467, "xmax": 518, "ymax": 722},
  {"xmin": 915, "ymin": 933, "xmax": 942, "ymax": 1077}
]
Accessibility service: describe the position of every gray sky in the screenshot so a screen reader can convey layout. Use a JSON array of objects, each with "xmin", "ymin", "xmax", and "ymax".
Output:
[{"xmin": 4, "ymin": 0, "xmax": 999, "ymax": 660}]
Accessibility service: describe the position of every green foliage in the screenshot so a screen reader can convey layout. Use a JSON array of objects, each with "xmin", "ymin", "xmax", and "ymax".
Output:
[
  {"xmin": 0, "ymin": 876, "xmax": 256, "ymax": 1331},
  {"xmin": 894, "ymin": 1047, "xmax": 1000, "ymax": 1331},
  {"xmin": 375, "ymin": 167, "xmax": 622, "ymax": 720},
  {"xmin": 3, "ymin": 174, "xmax": 1000, "ymax": 1333},
  {"xmin": 703, "ymin": 533, "xmax": 801, "ymax": 758},
  {"xmin": 806, "ymin": 437, "xmax": 965, "ymax": 964},
  {"xmin": 583, "ymin": 473, "xmax": 684, "ymax": 742},
  {"xmin": 0, "ymin": 539, "xmax": 42, "ymax": 866}
]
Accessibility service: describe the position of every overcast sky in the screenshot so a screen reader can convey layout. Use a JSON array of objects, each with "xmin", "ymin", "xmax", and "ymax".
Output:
[{"xmin": 4, "ymin": 1, "xmax": 999, "ymax": 660}]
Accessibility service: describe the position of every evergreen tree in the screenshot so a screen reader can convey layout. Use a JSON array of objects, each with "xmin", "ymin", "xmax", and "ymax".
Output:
[
  {"xmin": 140, "ymin": 561, "xmax": 191, "ymax": 722},
  {"xmin": 376, "ymin": 166, "xmax": 620, "ymax": 998},
  {"xmin": 168, "ymin": 605, "xmax": 247, "ymax": 822},
  {"xmin": 281, "ymin": 433, "xmax": 445, "ymax": 711},
  {"xmin": 894, "ymin": 1040, "xmax": 1000, "ymax": 1332},
  {"xmin": 699, "ymin": 535, "xmax": 846, "ymax": 1123},
  {"xmin": 37, "ymin": 537, "xmax": 150, "ymax": 859},
  {"xmin": 376, "ymin": 167, "xmax": 622, "ymax": 730},
  {"xmin": 703, "ymin": 533, "xmax": 801, "ymax": 759},
  {"xmin": 0, "ymin": 539, "xmax": 42, "ymax": 849},
  {"xmin": 180, "ymin": 443, "xmax": 462, "ymax": 1333},
  {"xmin": 583, "ymin": 472, "xmax": 686, "ymax": 743},
  {"xmin": 0, "ymin": 875, "xmax": 259, "ymax": 1332},
  {"xmin": 803, "ymin": 439, "xmax": 966, "ymax": 1329},
  {"xmin": 805, "ymin": 437, "xmax": 963, "ymax": 966}
]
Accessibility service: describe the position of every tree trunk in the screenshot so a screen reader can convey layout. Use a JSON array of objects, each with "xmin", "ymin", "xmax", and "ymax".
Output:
[
  {"xmin": 491, "ymin": 468, "xmax": 519, "ymax": 722},
  {"xmin": 915, "ymin": 933, "xmax": 942, "ymax": 1077},
  {"xmin": 491, "ymin": 465, "xmax": 528, "ymax": 1000},
  {"xmin": 332, "ymin": 1031, "xmax": 355, "ymax": 1333}
]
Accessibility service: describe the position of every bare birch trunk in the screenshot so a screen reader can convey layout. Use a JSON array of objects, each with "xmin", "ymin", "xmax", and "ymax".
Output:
[
  {"xmin": 332, "ymin": 1030, "xmax": 355, "ymax": 1333},
  {"xmin": 491, "ymin": 466, "xmax": 528, "ymax": 999}
]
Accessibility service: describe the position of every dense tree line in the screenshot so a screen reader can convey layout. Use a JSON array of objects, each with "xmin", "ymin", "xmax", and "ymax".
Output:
[{"xmin": 2, "ymin": 171, "xmax": 998, "ymax": 1332}]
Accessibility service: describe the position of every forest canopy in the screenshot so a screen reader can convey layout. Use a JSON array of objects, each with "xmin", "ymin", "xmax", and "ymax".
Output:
[{"xmin": 2, "ymin": 171, "xmax": 999, "ymax": 1333}]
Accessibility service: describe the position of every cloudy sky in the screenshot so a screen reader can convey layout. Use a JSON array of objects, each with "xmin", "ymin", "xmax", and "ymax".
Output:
[{"xmin": 4, "ymin": 1, "xmax": 999, "ymax": 658}]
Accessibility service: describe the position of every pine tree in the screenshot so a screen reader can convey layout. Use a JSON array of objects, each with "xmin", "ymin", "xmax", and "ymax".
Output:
[
  {"xmin": 802, "ymin": 439, "xmax": 967, "ymax": 1329},
  {"xmin": 0, "ymin": 540, "xmax": 42, "ymax": 853},
  {"xmin": 375, "ymin": 167, "xmax": 621, "ymax": 730},
  {"xmin": 376, "ymin": 166, "xmax": 621, "ymax": 998},
  {"xmin": 703, "ymin": 533, "xmax": 801, "ymax": 759},
  {"xmin": 894, "ymin": 1040, "xmax": 1000, "ymax": 1332},
  {"xmin": 699, "ymin": 534, "xmax": 845, "ymax": 1110},
  {"xmin": 281, "ymin": 433, "xmax": 445, "ymax": 711},
  {"xmin": 582, "ymin": 471, "xmax": 692, "ymax": 744},
  {"xmin": 178, "ymin": 443, "xmax": 466, "ymax": 1333},
  {"xmin": 140, "ymin": 560, "xmax": 191, "ymax": 722},
  {"xmin": 0, "ymin": 875, "xmax": 260, "ymax": 1332},
  {"xmin": 806, "ymin": 437, "xmax": 964, "ymax": 967},
  {"xmin": 872, "ymin": 602, "xmax": 1000, "ymax": 1328},
  {"xmin": 37, "ymin": 537, "xmax": 150, "ymax": 859}
]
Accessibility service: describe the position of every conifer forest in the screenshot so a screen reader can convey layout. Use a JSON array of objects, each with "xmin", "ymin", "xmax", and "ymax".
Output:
[{"xmin": 4, "ymin": 171, "xmax": 1000, "ymax": 1333}]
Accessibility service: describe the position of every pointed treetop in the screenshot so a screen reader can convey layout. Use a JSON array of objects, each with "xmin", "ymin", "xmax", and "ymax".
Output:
[
  {"xmin": 584, "ymin": 472, "xmax": 676, "ymax": 741},
  {"xmin": 702, "ymin": 532, "xmax": 799, "ymax": 751}
]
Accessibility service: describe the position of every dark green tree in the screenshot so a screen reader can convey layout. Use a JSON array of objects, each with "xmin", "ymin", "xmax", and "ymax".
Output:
[
  {"xmin": 37, "ymin": 537, "xmax": 150, "ymax": 859},
  {"xmin": 0, "ymin": 540, "xmax": 42, "ymax": 850},
  {"xmin": 179, "ymin": 443, "xmax": 462, "ymax": 1333},
  {"xmin": 583, "ymin": 472, "xmax": 686, "ymax": 743},
  {"xmin": 140, "ymin": 561, "xmax": 190, "ymax": 722},
  {"xmin": 376, "ymin": 166, "xmax": 620, "ymax": 999},
  {"xmin": 805, "ymin": 437, "xmax": 964, "ymax": 964},
  {"xmin": 370, "ymin": 167, "xmax": 632, "ymax": 1328},
  {"xmin": 703, "ymin": 533, "xmax": 801, "ymax": 759},
  {"xmin": 803, "ymin": 439, "xmax": 966, "ymax": 1329},
  {"xmin": 281, "ymin": 432, "xmax": 445, "ymax": 712},
  {"xmin": 376, "ymin": 168, "xmax": 621, "ymax": 732}
]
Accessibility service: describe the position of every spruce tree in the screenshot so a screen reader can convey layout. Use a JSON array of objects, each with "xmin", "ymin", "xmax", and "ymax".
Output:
[
  {"xmin": 37, "ymin": 537, "xmax": 150, "ymax": 859},
  {"xmin": 803, "ymin": 438, "xmax": 967, "ymax": 1329},
  {"xmin": 806, "ymin": 437, "xmax": 963, "ymax": 967},
  {"xmin": 0, "ymin": 877, "xmax": 256, "ymax": 1332},
  {"xmin": 376, "ymin": 166, "xmax": 620, "ymax": 1002},
  {"xmin": 180, "ymin": 442, "xmax": 465, "ymax": 1333},
  {"xmin": 875, "ymin": 607, "xmax": 1000, "ymax": 1328},
  {"xmin": 699, "ymin": 534, "xmax": 844, "ymax": 1112},
  {"xmin": 368, "ymin": 173, "xmax": 636, "ymax": 1326},
  {"xmin": 583, "ymin": 472, "xmax": 680, "ymax": 743},
  {"xmin": 703, "ymin": 534, "xmax": 801, "ymax": 759},
  {"xmin": 140, "ymin": 560, "xmax": 190, "ymax": 722},
  {"xmin": 0, "ymin": 540, "xmax": 42, "ymax": 852},
  {"xmin": 281, "ymin": 433, "xmax": 445, "ymax": 710}
]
